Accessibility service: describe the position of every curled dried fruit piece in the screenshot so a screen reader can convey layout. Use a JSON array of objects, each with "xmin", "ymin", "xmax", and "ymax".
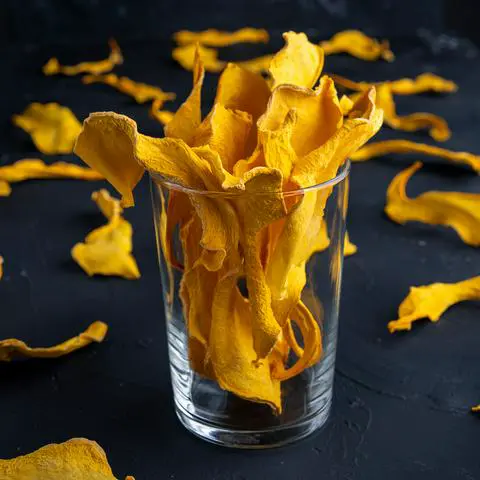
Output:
[
  {"xmin": 43, "ymin": 39, "xmax": 123, "ymax": 76},
  {"xmin": 385, "ymin": 162, "xmax": 480, "ymax": 247},
  {"xmin": 351, "ymin": 139, "xmax": 480, "ymax": 173},
  {"xmin": 0, "ymin": 321, "xmax": 107, "ymax": 361},
  {"xmin": 0, "ymin": 438, "xmax": 134, "ymax": 479},
  {"xmin": 331, "ymin": 72, "xmax": 457, "ymax": 95},
  {"xmin": 150, "ymin": 100, "xmax": 175, "ymax": 125},
  {"xmin": 320, "ymin": 30, "xmax": 394, "ymax": 62},
  {"xmin": 173, "ymin": 43, "xmax": 225, "ymax": 73},
  {"xmin": 83, "ymin": 74, "xmax": 176, "ymax": 105},
  {"xmin": 13, "ymin": 103, "xmax": 82, "ymax": 154},
  {"xmin": 388, "ymin": 276, "xmax": 480, "ymax": 332},
  {"xmin": 173, "ymin": 27, "xmax": 269, "ymax": 46},
  {"xmin": 71, "ymin": 189, "xmax": 141, "ymax": 279}
]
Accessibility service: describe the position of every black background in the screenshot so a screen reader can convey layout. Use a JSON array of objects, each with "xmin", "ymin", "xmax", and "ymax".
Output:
[{"xmin": 1, "ymin": 1, "xmax": 480, "ymax": 479}]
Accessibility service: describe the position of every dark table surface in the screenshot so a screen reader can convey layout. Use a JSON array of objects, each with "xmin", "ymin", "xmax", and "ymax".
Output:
[{"xmin": 1, "ymin": 34, "xmax": 479, "ymax": 480}]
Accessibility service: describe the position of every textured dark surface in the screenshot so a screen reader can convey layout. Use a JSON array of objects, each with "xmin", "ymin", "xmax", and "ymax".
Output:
[{"xmin": 1, "ymin": 25, "xmax": 480, "ymax": 480}]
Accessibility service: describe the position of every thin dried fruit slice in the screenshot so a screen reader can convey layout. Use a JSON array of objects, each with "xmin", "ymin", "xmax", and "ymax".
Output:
[
  {"xmin": 388, "ymin": 276, "xmax": 480, "ymax": 332},
  {"xmin": 43, "ymin": 39, "xmax": 123, "ymax": 76},
  {"xmin": 269, "ymin": 31, "xmax": 324, "ymax": 89},
  {"xmin": 173, "ymin": 43, "xmax": 225, "ymax": 73},
  {"xmin": 0, "ymin": 321, "xmax": 107, "ymax": 361},
  {"xmin": 320, "ymin": 30, "xmax": 394, "ymax": 62},
  {"xmin": 0, "ymin": 438, "xmax": 134, "ymax": 479},
  {"xmin": 385, "ymin": 162, "xmax": 480, "ymax": 247},
  {"xmin": 83, "ymin": 74, "xmax": 176, "ymax": 105},
  {"xmin": 236, "ymin": 54, "xmax": 274, "ymax": 74},
  {"xmin": 351, "ymin": 139, "xmax": 480, "ymax": 173},
  {"xmin": 0, "ymin": 181, "xmax": 11, "ymax": 196},
  {"xmin": 150, "ymin": 101, "xmax": 175, "ymax": 125},
  {"xmin": 13, "ymin": 103, "xmax": 82, "ymax": 154},
  {"xmin": 71, "ymin": 189, "xmax": 141, "ymax": 279},
  {"xmin": 173, "ymin": 27, "xmax": 269, "ymax": 46}
]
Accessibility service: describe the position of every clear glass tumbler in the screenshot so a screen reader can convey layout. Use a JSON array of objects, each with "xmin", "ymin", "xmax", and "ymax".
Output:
[{"xmin": 150, "ymin": 161, "xmax": 350, "ymax": 448}]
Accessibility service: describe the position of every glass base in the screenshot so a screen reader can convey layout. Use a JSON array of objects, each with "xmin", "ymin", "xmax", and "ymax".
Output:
[{"xmin": 174, "ymin": 394, "xmax": 332, "ymax": 449}]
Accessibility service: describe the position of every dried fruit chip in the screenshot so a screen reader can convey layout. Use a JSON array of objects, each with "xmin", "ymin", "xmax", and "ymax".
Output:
[
  {"xmin": 173, "ymin": 43, "xmax": 225, "ymax": 73},
  {"xmin": 385, "ymin": 162, "xmax": 480, "ymax": 247},
  {"xmin": 71, "ymin": 189, "xmax": 141, "ymax": 279},
  {"xmin": 0, "ymin": 438, "xmax": 134, "ymax": 479},
  {"xmin": 331, "ymin": 72, "xmax": 458, "ymax": 95},
  {"xmin": 351, "ymin": 139, "xmax": 480, "ymax": 173},
  {"xmin": 173, "ymin": 27, "xmax": 269, "ymax": 46},
  {"xmin": 0, "ymin": 321, "xmax": 107, "ymax": 361},
  {"xmin": 43, "ymin": 39, "xmax": 123, "ymax": 76},
  {"xmin": 0, "ymin": 181, "xmax": 12, "ymax": 196},
  {"xmin": 13, "ymin": 103, "xmax": 82, "ymax": 154},
  {"xmin": 320, "ymin": 30, "xmax": 394, "ymax": 62},
  {"xmin": 375, "ymin": 84, "xmax": 451, "ymax": 141},
  {"xmin": 388, "ymin": 276, "xmax": 480, "ymax": 332},
  {"xmin": 236, "ymin": 54, "xmax": 274, "ymax": 74},
  {"xmin": 82, "ymin": 73, "xmax": 176, "ymax": 105},
  {"xmin": 150, "ymin": 101, "xmax": 175, "ymax": 125},
  {"xmin": 269, "ymin": 31, "xmax": 324, "ymax": 89}
]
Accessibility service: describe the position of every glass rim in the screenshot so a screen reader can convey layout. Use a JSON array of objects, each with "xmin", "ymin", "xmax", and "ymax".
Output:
[{"xmin": 150, "ymin": 159, "xmax": 350, "ymax": 197}]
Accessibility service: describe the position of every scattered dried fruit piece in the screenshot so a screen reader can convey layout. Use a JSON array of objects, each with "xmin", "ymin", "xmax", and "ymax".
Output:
[
  {"xmin": 173, "ymin": 43, "xmax": 225, "ymax": 73},
  {"xmin": 385, "ymin": 162, "xmax": 480, "ymax": 246},
  {"xmin": 331, "ymin": 72, "xmax": 457, "ymax": 95},
  {"xmin": 0, "ymin": 321, "xmax": 107, "ymax": 361},
  {"xmin": 0, "ymin": 438, "xmax": 134, "ymax": 479},
  {"xmin": 173, "ymin": 27, "xmax": 269, "ymax": 46},
  {"xmin": 388, "ymin": 276, "xmax": 480, "ymax": 332},
  {"xmin": 236, "ymin": 54, "xmax": 274, "ymax": 74},
  {"xmin": 351, "ymin": 139, "xmax": 480, "ymax": 173},
  {"xmin": 0, "ymin": 181, "xmax": 11, "ymax": 196},
  {"xmin": 71, "ymin": 189, "xmax": 141, "ymax": 279},
  {"xmin": 150, "ymin": 101, "xmax": 175, "ymax": 125},
  {"xmin": 43, "ymin": 39, "xmax": 123, "ymax": 76},
  {"xmin": 320, "ymin": 30, "xmax": 394, "ymax": 62},
  {"xmin": 12, "ymin": 103, "xmax": 82, "ymax": 154},
  {"xmin": 82, "ymin": 73, "xmax": 176, "ymax": 105}
]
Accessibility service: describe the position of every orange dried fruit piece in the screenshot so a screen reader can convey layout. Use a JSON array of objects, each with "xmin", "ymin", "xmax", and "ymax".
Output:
[
  {"xmin": 351, "ymin": 139, "xmax": 480, "ymax": 173},
  {"xmin": 388, "ymin": 276, "xmax": 480, "ymax": 332},
  {"xmin": 0, "ymin": 321, "xmax": 107, "ymax": 361},
  {"xmin": 173, "ymin": 27, "xmax": 269, "ymax": 47},
  {"xmin": 385, "ymin": 162, "xmax": 480, "ymax": 247},
  {"xmin": 150, "ymin": 101, "xmax": 175, "ymax": 125},
  {"xmin": 12, "ymin": 103, "xmax": 82, "ymax": 154},
  {"xmin": 320, "ymin": 30, "xmax": 394, "ymax": 62},
  {"xmin": 83, "ymin": 74, "xmax": 176, "ymax": 105},
  {"xmin": 0, "ymin": 438, "xmax": 134, "ymax": 479},
  {"xmin": 0, "ymin": 181, "xmax": 12, "ymax": 196},
  {"xmin": 71, "ymin": 189, "xmax": 141, "ymax": 279},
  {"xmin": 236, "ymin": 54, "xmax": 274, "ymax": 74},
  {"xmin": 173, "ymin": 43, "xmax": 225, "ymax": 73},
  {"xmin": 43, "ymin": 39, "xmax": 123, "ymax": 76}
]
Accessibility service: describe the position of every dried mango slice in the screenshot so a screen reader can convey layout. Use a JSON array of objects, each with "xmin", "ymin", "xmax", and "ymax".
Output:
[
  {"xmin": 0, "ymin": 438, "xmax": 133, "ymax": 479},
  {"xmin": 351, "ymin": 139, "xmax": 480, "ymax": 173},
  {"xmin": 174, "ymin": 27, "xmax": 269, "ymax": 47},
  {"xmin": 71, "ymin": 189, "xmax": 141, "ymax": 279},
  {"xmin": 0, "ymin": 181, "xmax": 11, "ymax": 196},
  {"xmin": 237, "ymin": 54, "xmax": 274, "ymax": 74},
  {"xmin": 320, "ymin": 30, "xmax": 394, "ymax": 62},
  {"xmin": 376, "ymin": 84, "xmax": 451, "ymax": 141},
  {"xmin": 269, "ymin": 31, "xmax": 324, "ymax": 89},
  {"xmin": 331, "ymin": 72, "xmax": 457, "ymax": 95},
  {"xmin": 83, "ymin": 74, "xmax": 176, "ymax": 105},
  {"xmin": 43, "ymin": 39, "xmax": 123, "ymax": 76},
  {"xmin": 388, "ymin": 276, "xmax": 480, "ymax": 332},
  {"xmin": 13, "ymin": 103, "xmax": 82, "ymax": 155},
  {"xmin": 150, "ymin": 100, "xmax": 175, "ymax": 125},
  {"xmin": 0, "ymin": 321, "xmax": 107, "ymax": 361},
  {"xmin": 385, "ymin": 162, "xmax": 480, "ymax": 247},
  {"xmin": 173, "ymin": 43, "xmax": 225, "ymax": 73}
]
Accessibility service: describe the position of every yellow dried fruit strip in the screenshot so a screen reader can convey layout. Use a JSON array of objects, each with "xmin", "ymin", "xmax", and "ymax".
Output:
[
  {"xmin": 385, "ymin": 162, "xmax": 480, "ymax": 247},
  {"xmin": 83, "ymin": 73, "xmax": 176, "ymax": 105},
  {"xmin": 0, "ymin": 438, "xmax": 134, "ymax": 479},
  {"xmin": 331, "ymin": 72, "xmax": 457, "ymax": 95},
  {"xmin": 173, "ymin": 43, "xmax": 226, "ymax": 73},
  {"xmin": 12, "ymin": 103, "xmax": 82, "ymax": 154},
  {"xmin": 320, "ymin": 30, "xmax": 394, "ymax": 62},
  {"xmin": 0, "ymin": 181, "xmax": 11, "ymax": 196},
  {"xmin": 150, "ymin": 99, "xmax": 175, "ymax": 125},
  {"xmin": 351, "ymin": 139, "xmax": 480, "ymax": 173},
  {"xmin": 0, "ymin": 321, "xmax": 107, "ymax": 361},
  {"xmin": 43, "ymin": 39, "xmax": 123, "ymax": 76},
  {"xmin": 388, "ymin": 276, "xmax": 480, "ymax": 333},
  {"xmin": 376, "ymin": 84, "xmax": 451, "ymax": 141},
  {"xmin": 173, "ymin": 27, "xmax": 269, "ymax": 46},
  {"xmin": 71, "ymin": 189, "xmax": 141, "ymax": 279}
]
